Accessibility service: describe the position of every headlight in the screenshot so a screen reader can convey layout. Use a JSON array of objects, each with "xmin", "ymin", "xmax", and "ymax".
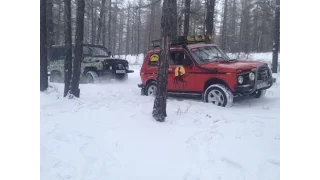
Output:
[
  {"xmin": 238, "ymin": 76, "xmax": 244, "ymax": 84},
  {"xmin": 249, "ymin": 72, "xmax": 255, "ymax": 80}
]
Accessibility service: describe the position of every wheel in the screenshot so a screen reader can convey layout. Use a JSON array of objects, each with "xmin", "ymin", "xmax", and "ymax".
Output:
[
  {"xmin": 49, "ymin": 71, "xmax": 63, "ymax": 83},
  {"xmin": 145, "ymin": 81, "xmax": 157, "ymax": 96},
  {"xmin": 85, "ymin": 71, "xmax": 99, "ymax": 84},
  {"xmin": 252, "ymin": 89, "xmax": 266, "ymax": 98},
  {"xmin": 204, "ymin": 84, "xmax": 234, "ymax": 107},
  {"xmin": 114, "ymin": 73, "xmax": 128, "ymax": 81}
]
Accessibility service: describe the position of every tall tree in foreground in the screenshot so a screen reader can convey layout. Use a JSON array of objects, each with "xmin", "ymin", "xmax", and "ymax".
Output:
[
  {"xmin": 206, "ymin": 0, "xmax": 216, "ymax": 42},
  {"xmin": 171, "ymin": 0, "xmax": 178, "ymax": 36},
  {"xmin": 96, "ymin": 0, "xmax": 106, "ymax": 45},
  {"xmin": 272, "ymin": 0, "xmax": 280, "ymax": 73},
  {"xmin": 221, "ymin": 0, "xmax": 228, "ymax": 50},
  {"xmin": 40, "ymin": 0, "xmax": 48, "ymax": 91},
  {"xmin": 152, "ymin": 0, "xmax": 176, "ymax": 122},
  {"xmin": 108, "ymin": 0, "xmax": 112, "ymax": 53},
  {"xmin": 70, "ymin": 0, "xmax": 85, "ymax": 98},
  {"xmin": 183, "ymin": 0, "xmax": 191, "ymax": 36},
  {"xmin": 63, "ymin": 0, "xmax": 72, "ymax": 97},
  {"xmin": 47, "ymin": 0, "xmax": 54, "ymax": 53}
]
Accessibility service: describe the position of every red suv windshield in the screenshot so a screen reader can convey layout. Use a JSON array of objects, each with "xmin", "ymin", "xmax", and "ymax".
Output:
[{"xmin": 190, "ymin": 46, "xmax": 230, "ymax": 64}]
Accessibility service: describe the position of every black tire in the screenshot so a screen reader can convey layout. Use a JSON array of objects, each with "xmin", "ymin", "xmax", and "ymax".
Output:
[
  {"xmin": 49, "ymin": 71, "xmax": 63, "ymax": 83},
  {"xmin": 85, "ymin": 71, "xmax": 99, "ymax": 84},
  {"xmin": 144, "ymin": 81, "xmax": 157, "ymax": 96},
  {"xmin": 252, "ymin": 90, "xmax": 266, "ymax": 98},
  {"xmin": 204, "ymin": 84, "xmax": 234, "ymax": 107}
]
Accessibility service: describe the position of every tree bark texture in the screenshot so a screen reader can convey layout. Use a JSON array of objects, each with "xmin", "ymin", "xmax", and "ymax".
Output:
[
  {"xmin": 183, "ymin": 0, "xmax": 191, "ymax": 36},
  {"xmin": 63, "ymin": 0, "xmax": 72, "ymax": 97},
  {"xmin": 272, "ymin": 0, "xmax": 280, "ymax": 73},
  {"xmin": 70, "ymin": 0, "xmax": 85, "ymax": 98},
  {"xmin": 40, "ymin": 0, "xmax": 48, "ymax": 91},
  {"xmin": 152, "ymin": 0, "xmax": 176, "ymax": 122}
]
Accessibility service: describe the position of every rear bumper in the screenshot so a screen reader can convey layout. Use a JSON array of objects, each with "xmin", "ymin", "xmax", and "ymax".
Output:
[{"xmin": 98, "ymin": 69, "xmax": 134, "ymax": 76}]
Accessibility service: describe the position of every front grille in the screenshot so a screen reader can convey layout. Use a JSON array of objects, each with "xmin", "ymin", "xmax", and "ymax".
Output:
[
  {"xmin": 242, "ymin": 73, "xmax": 250, "ymax": 84},
  {"xmin": 117, "ymin": 64, "xmax": 125, "ymax": 69}
]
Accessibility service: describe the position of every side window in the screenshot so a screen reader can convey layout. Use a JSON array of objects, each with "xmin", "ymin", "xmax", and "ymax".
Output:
[
  {"xmin": 169, "ymin": 51, "xmax": 186, "ymax": 65},
  {"xmin": 148, "ymin": 53, "xmax": 159, "ymax": 66}
]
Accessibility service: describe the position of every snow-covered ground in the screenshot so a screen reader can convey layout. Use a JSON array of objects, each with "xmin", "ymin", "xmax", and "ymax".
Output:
[{"xmin": 41, "ymin": 53, "xmax": 280, "ymax": 180}]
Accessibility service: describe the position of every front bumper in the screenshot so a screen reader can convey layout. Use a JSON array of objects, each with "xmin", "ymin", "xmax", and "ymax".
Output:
[
  {"xmin": 234, "ymin": 65, "xmax": 276, "ymax": 95},
  {"xmin": 138, "ymin": 83, "xmax": 145, "ymax": 95}
]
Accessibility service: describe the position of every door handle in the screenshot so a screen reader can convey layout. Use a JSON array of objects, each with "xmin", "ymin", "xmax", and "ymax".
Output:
[{"xmin": 168, "ymin": 68, "xmax": 172, "ymax": 71}]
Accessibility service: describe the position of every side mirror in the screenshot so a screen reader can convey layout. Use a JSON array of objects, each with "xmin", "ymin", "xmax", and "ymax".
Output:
[
  {"xmin": 108, "ymin": 51, "xmax": 112, "ymax": 57},
  {"xmin": 183, "ymin": 59, "xmax": 193, "ymax": 67}
]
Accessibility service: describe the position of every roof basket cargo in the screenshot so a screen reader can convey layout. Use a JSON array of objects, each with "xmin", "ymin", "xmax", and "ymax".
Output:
[{"xmin": 150, "ymin": 34, "xmax": 213, "ymax": 49}]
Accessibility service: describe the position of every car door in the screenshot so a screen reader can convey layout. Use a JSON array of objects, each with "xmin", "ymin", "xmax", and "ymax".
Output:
[{"xmin": 167, "ymin": 50, "xmax": 195, "ymax": 92}]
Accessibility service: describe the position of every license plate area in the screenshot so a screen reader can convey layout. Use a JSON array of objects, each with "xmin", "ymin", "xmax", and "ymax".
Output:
[
  {"xmin": 257, "ymin": 81, "xmax": 268, "ymax": 89},
  {"xmin": 116, "ymin": 70, "xmax": 126, "ymax": 73}
]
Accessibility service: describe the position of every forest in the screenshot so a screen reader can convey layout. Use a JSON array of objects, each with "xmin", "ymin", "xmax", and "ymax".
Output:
[{"xmin": 45, "ymin": 0, "xmax": 278, "ymax": 56}]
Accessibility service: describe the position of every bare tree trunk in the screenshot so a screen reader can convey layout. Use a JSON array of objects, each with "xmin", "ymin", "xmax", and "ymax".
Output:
[
  {"xmin": 55, "ymin": 0, "xmax": 62, "ymax": 44},
  {"xmin": 63, "ymin": 0, "xmax": 72, "ymax": 97},
  {"xmin": 40, "ymin": 0, "xmax": 48, "ymax": 91},
  {"xmin": 70, "ymin": 0, "xmax": 85, "ymax": 98},
  {"xmin": 203, "ymin": 2, "xmax": 206, "ymax": 35},
  {"xmin": 206, "ymin": 0, "xmax": 216, "ymax": 41},
  {"xmin": 47, "ymin": 0, "xmax": 54, "ymax": 65},
  {"xmin": 221, "ymin": 0, "xmax": 228, "ymax": 50},
  {"xmin": 148, "ymin": 0, "xmax": 155, "ymax": 49},
  {"xmin": 230, "ymin": 0, "xmax": 236, "ymax": 52},
  {"xmin": 171, "ymin": 0, "xmax": 178, "ymax": 36},
  {"xmin": 112, "ymin": 2, "xmax": 117, "ymax": 55},
  {"xmin": 137, "ymin": 0, "xmax": 142, "ymax": 55},
  {"xmin": 152, "ymin": 0, "xmax": 176, "ymax": 122},
  {"xmin": 102, "ymin": 10, "xmax": 107, "ymax": 46},
  {"xmin": 183, "ymin": 0, "xmax": 191, "ymax": 36},
  {"xmin": 118, "ymin": 12, "xmax": 123, "ymax": 56},
  {"xmin": 91, "ymin": 0, "xmax": 96, "ymax": 44},
  {"xmin": 272, "ymin": 0, "xmax": 280, "ymax": 73},
  {"xmin": 108, "ymin": 0, "xmax": 112, "ymax": 53},
  {"xmin": 96, "ymin": 0, "xmax": 106, "ymax": 45},
  {"xmin": 85, "ymin": 1, "xmax": 91, "ymax": 43},
  {"xmin": 47, "ymin": 0, "xmax": 54, "ymax": 44},
  {"xmin": 131, "ymin": 9, "xmax": 135, "ymax": 55},
  {"xmin": 125, "ymin": 4, "xmax": 131, "ymax": 56},
  {"xmin": 252, "ymin": 3, "xmax": 259, "ymax": 52}
]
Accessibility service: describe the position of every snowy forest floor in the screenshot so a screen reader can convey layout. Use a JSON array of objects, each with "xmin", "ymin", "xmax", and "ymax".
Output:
[{"xmin": 41, "ymin": 52, "xmax": 280, "ymax": 180}]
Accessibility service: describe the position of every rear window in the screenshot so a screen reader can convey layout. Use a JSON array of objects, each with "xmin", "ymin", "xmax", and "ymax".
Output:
[{"xmin": 148, "ymin": 53, "xmax": 159, "ymax": 66}]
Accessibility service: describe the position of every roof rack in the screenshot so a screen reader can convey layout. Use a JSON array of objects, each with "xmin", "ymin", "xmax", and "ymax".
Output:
[{"xmin": 150, "ymin": 34, "xmax": 213, "ymax": 49}]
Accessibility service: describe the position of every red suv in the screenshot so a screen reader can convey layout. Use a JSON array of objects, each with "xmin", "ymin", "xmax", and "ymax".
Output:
[{"xmin": 138, "ymin": 35, "xmax": 276, "ymax": 107}]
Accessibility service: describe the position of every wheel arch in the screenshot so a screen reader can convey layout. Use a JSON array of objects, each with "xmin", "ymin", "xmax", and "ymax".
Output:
[
  {"xmin": 203, "ymin": 78, "xmax": 231, "ymax": 92},
  {"xmin": 83, "ymin": 67, "xmax": 99, "ymax": 76},
  {"xmin": 145, "ymin": 78, "xmax": 156, "ymax": 86}
]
